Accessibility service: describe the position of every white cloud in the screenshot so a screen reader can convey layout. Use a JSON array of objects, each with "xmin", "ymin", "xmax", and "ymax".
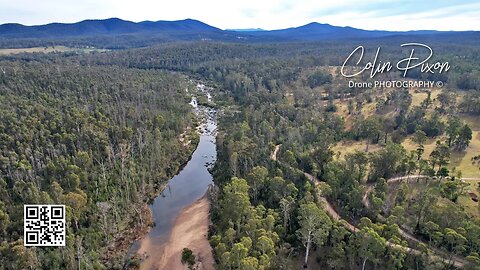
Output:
[{"xmin": 0, "ymin": 0, "xmax": 478, "ymax": 31}]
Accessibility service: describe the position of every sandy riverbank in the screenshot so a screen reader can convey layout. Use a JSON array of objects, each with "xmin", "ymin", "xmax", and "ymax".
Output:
[{"xmin": 141, "ymin": 196, "xmax": 214, "ymax": 270}]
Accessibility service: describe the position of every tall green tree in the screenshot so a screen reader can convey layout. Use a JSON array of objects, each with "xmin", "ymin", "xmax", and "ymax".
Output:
[
  {"xmin": 357, "ymin": 227, "xmax": 387, "ymax": 270},
  {"xmin": 453, "ymin": 124, "xmax": 472, "ymax": 151},
  {"xmin": 297, "ymin": 202, "xmax": 332, "ymax": 267}
]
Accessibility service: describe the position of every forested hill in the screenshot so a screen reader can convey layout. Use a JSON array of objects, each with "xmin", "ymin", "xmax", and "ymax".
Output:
[
  {"xmin": 0, "ymin": 18, "xmax": 221, "ymax": 38},
  {"xmin": 1, "ymin": 18, "xmax": 479, "ymax": 49}
]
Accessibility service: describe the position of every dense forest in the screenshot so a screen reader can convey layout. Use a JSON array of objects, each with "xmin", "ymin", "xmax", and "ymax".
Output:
[
  {"xmin": 109, "ymin": 41, "xmax": 478, "ymax": 269},
  {"xmin": 0, "ymin": 36, "xmax": 479, "ymax": 270},
  {"xmin": 0, "ymin": 58, "xmax": 199, "ymax": 269}
]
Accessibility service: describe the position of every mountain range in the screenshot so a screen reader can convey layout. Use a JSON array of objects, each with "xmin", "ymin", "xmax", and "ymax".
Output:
[{"xmin": 0, "ymin": 18, "xmax": 478, "ymax": 42}]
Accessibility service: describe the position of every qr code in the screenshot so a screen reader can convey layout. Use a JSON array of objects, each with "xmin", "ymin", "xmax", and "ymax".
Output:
[{"xmin": 24, "ymin": 205, "xmax": 66, "ymax": 246}]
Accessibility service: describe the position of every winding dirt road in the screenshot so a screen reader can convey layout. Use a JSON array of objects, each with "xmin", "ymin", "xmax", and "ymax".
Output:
[
  {"xmin": 271, "ymin": 144, "xmax": 470, "ymax": 268},
  {"xmin": 362, "ymin": 175, "xmax": 480, "ymax": 268},
  {"xmin": 361, "ymin": 175, "xmax": 428, "ymax": 208},
  {"xmin": 302, "ymin": 170, "xmax": 422, "ymax": 257}
]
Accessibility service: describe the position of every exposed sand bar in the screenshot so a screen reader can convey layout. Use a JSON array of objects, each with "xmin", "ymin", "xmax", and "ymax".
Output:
[{"xmin": 139, "ymin": 195, "xmax": 214, "ymax": 270}]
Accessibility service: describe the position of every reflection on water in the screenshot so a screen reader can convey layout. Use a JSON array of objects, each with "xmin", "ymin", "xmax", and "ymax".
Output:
[{"xmin": 128, "ymin": 85, "xmax": 217, "ymax": 270}]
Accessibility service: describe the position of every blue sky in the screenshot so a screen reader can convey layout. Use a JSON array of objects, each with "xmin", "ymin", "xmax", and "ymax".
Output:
[{"xmin": 0, "ymin": 0, "xmax": 479, "ymax": 31}]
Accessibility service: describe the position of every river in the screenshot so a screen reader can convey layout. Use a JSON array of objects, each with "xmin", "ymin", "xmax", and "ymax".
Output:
[{"xmin": 128, "ymin": 84, "xmax": 217, "ymax": 270}]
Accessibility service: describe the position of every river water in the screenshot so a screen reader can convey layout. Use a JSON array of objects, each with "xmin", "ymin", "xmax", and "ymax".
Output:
[{"xmin": 128, "ymin": 84, "xmax": 217, "ymax": 269}]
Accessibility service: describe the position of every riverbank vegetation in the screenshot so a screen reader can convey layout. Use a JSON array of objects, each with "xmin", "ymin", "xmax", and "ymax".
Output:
[
  {"xmin": 136, "ymin": 42, "xmax": 479, "ymax": 269},
  {"xmin": 0, "ymin": 38, "xmax": 479, "ymax": 269},
  {"xmin": 0, "ymin": 58, "xmax": 198, "ymax": 269}
]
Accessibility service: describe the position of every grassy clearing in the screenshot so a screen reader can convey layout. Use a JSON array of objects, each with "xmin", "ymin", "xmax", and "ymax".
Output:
[
  {"xmin": 402, "ymin": 133, "xmax": 480, "ymax": 178},
  {"xmin": 332, "ymin": 140, "xmax": 381, "ymax": 159},
  {"xmin": 457, "ymin": 179, "xmax": 479, "ymax": 217},
  {"xmin": 0, "ymin": 46, "xmax": 107, "ymax": 55},
  {"xmin": 402, "ymin": 137, "xmax": 438, "ymax": 158},
  {"xmin": 402, "ymin": 113, "xmax": 479, "ymax": 178},
  {"xmin": 450, "ymin": 131, "xmax": 480, "ymax": 178},
  {"xmin": 462, "ymin": 114, "xmax": 480, "ymax": 130},
  {"xmin": 453, "ymin": 114, "xmax": 480, "ymax": 178},
  {"xmin": 322, "ymin": 79, "xmax": 478, "ymax": 176},
  {"xmin": 409, "ymin": 88, "xmax": 442, "ymax": 108},
  {"xmin": 334, "ymin": 98, "xmax": 377, "ymax": 130}
]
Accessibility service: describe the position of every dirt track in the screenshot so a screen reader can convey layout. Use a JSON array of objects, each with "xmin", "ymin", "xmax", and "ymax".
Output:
[
  {"xmin": 271, "ymin": 144, "xmax": 281, "ymax": 161},
  {"xmin": 271, "ymin": 144, "xmax": 467, "ymax": 268}
]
